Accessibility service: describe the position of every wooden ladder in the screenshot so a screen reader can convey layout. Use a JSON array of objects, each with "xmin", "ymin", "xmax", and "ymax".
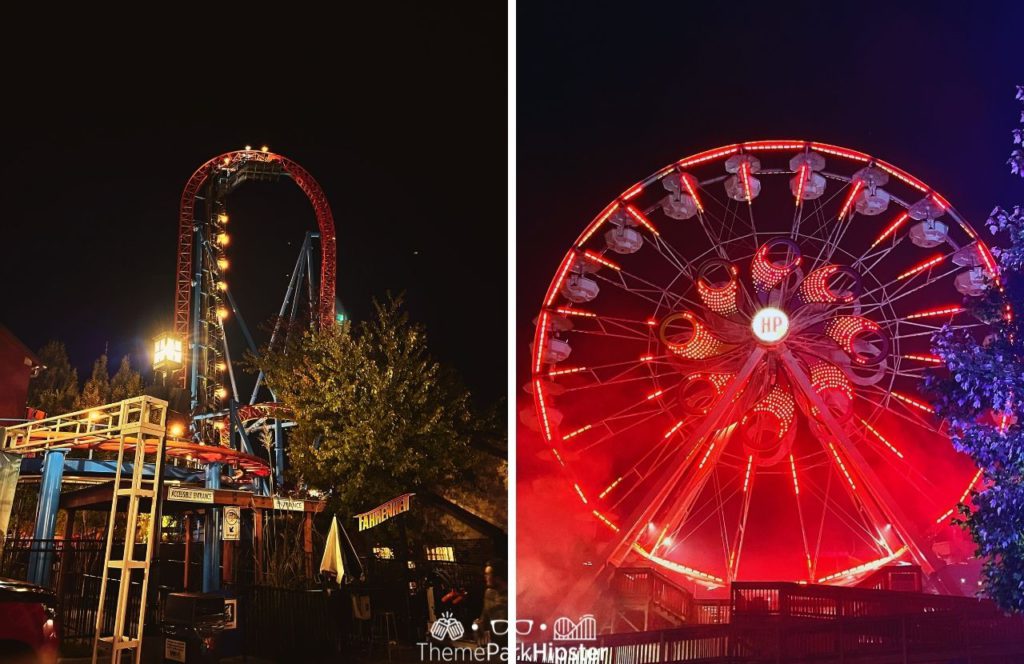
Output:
[{"xmin": 92, "ymin": 399, "xmax": 167, "ymax": 664}]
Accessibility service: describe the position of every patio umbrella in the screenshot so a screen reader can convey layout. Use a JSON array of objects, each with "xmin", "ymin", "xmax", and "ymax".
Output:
[{"xmin": 320, "ymin": 516, "xmax": 346, "ymax": 584}]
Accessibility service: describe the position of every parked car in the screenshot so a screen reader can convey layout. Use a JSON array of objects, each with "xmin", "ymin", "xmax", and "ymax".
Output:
[{"xmin": 0, "ymin": 577, "xmax": 58, "ymax": 664}]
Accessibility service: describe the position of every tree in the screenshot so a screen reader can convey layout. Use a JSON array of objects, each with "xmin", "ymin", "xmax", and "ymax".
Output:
[
  {"xmin": 253, "ymin": 296, "xmax": 506, "ymax": 531},
  {"xmin": 110, "ymin": 355, "xmax": 144, "ymax": 402},
  {"xmin": 924, "ymin": 86, "xmax": 1024, "ymax": 611},
  {"xmin": 27, "ymin": 340, "xmax": 79, "ymax": 416},
  {"xmin": 75, "ymin": 353, "xmax": 112, "ymax": 410}
]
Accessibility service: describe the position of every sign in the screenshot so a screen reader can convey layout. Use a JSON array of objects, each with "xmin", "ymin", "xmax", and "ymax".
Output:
[
  {"xmin": 223, "ymin": 506, "xmax": 241, "ymax": 540},
  {"xmin": 224, "ymin": 598, "xmax": 238, "ymax": 629},
  {"xmin": 751, "ymin": 307, "xmax": 789, "ymax": 344},
  {"xmin": 355, "ymin": 493, "xmax": 413, "ymax": 531},
  {"xmin": 165, "ymin": 638, "xmax": 186, "ymax": 662},
  {"xmin": 272, "ymin": 497, "xmax": 305, "ymax": 512},
  {"xmin": 167, "ymin": 487, "xmax": 214, "ymax": 504}
]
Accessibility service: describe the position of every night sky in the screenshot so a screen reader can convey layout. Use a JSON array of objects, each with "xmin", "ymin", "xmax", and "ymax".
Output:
[{"xmin": 0, "ymin": 6, "xmax": 506, "ymax": 406}]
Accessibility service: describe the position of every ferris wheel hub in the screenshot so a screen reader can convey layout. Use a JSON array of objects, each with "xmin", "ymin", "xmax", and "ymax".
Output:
[{"xmin": 751, "ymin": 307, "xmax": 789, "ymax": 344}]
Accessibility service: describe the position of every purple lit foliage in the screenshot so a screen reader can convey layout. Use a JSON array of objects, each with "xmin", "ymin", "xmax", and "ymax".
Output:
[{"xmin": 924, "ymin": 86, "xmax": 1024, "ymax": 612}]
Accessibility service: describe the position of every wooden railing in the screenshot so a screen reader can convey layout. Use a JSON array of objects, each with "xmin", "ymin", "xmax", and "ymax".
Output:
[
  {"xmin": 730, "ymin": 580, "xmax": 998, "ymax": 621},
  {"xmin": 522, "ymin": 611, "xmax": 1024, "ymax": 663}
]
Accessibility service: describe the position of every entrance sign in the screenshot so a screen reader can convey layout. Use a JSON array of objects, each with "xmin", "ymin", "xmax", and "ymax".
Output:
[
  {"xmin": 223, "ymin": 506, "xmax": 241, "ymax": 540},
  {"xmin": 355, "ymin": 493, "xmax": 413, "ymax": 531},
  {"xmin": 752, "ymin": 307, "xmax": 789, "ymax": 344},
  {"xmin": 168, "ymin": 487, "xmax": 215, "ymax": 504},
  {"xmin": 272, "ymin": 497, "xmax": 305, "ymax": 512}
]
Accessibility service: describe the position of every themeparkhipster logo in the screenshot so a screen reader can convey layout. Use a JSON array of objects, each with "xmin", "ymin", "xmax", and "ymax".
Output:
[{"xmin": 418, "ymin": 614, "xmax": 603, "ymax": 662}]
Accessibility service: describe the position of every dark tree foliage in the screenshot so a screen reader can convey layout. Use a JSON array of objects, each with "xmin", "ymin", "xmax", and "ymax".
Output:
[
  {"xmin": 924, "ymin": 86, "xmax": 1024, "ymax": 611},
  {"xmin": 109, "ymin": 355, "xmax": 144, "ymax": 402},
  {"xmin": 27, "ymin": 340, "xmax": 79, "ymax": 416},
  {"xmin": 253, "ymin": 296, "xmax": 506, "ymax": 532},
  {"xmin": 75, "ymin": 353, "xmax": 112, "ymax": 410}
]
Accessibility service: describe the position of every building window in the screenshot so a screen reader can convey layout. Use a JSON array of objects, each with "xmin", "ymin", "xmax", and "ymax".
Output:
[
  {"xmin": 373, "ymin": 546, "xmax": 395, "ymax": 560},
  {"xmin": 425, "ymin": 546, "xmax": 455, "ymax": 562}
]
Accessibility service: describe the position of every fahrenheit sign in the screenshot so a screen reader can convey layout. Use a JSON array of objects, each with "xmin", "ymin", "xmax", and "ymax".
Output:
[
  {"xmin": 752, "ymin": 307, "xmax": 789, "ymax": 344},
  {"xmin": 355, "ymin": 493, "xmax": 414, "ymax": 531}
]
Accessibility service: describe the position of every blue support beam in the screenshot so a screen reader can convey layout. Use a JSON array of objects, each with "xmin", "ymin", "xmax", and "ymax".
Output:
[
  {"xmin": 274, "ymin": 418, "xmax": 285, "ymax": 491},
  {"xmin": 27, "ymin": 449, "xmax": 67, "ymax": 587},
  {"xmin": 203, "ymin": 463, "xmax": 222, "ymax": 592}
]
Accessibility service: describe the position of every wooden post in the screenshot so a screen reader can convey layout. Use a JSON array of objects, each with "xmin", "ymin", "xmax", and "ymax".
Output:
[
  {"xmin": 183, "ymin": 513, "xmax": 192, "ymax": 590},
  {"xmin": 253, "ymin": 508, "xmax": 264, "ymax": 585},
  {"xmin": 303, "ymin": 511, "xmax": 313, "ymax": 581}
]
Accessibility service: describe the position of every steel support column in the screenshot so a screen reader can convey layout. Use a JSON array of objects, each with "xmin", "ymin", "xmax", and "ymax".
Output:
[
  {"xmin": 27, "ymin": 448, "xmax": 67, "ymax": 587},
  {"xmin": 203, "ymin": 463, "xmax": 222, "ymax": 592}
]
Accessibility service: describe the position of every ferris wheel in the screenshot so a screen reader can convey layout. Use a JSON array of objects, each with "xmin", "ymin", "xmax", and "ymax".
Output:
[{"xmin": 528, "ymin": 140, "xmax": 1009, "ymax": 589}]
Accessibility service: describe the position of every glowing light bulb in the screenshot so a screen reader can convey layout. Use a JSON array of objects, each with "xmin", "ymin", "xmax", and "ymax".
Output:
[
  {"xmin": 218, "ymin": 258, "xmax": 229, "ymax": 271},
  {"xmin": 216, "ymin": 361, "xmax": 227, "ymax": 372},
  {"xmin": 215, "ymin": 387, "xmax": 227, "ymax": 399},
  {"xmin": 260, "ymin": 145, "xmax": 269, "ymax": 152},
  {"xmin": 216, "ymin": 308, "xmax": 228, "ymax": 320},
  {"xmin": 169, "ymin": 423, "xmax": 184, "ymax": 437},
  {"xmin": 217, "ymin": 213, "xmax": 229, "ymax": 224},
  {"xmin": 217, "ymin": 281, "xmax": 227, "ymax": 291},
  {"xmin": 217, "ymin": 233, "xmax": 230, "ymax": 246}
]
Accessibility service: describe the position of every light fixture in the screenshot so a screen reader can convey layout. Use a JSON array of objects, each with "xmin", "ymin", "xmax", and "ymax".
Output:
[
  {"xmin": 218, "ymin": 258, "xmax": 229, "ymax": 271},
  {"xmin": 153, "ymin": 333, "xmax": 184, "ymax": 371}
]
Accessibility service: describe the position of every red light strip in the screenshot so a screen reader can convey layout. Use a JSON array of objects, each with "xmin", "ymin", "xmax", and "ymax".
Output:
[
  {"xmin": 647, "ymin": 389, "xmax": 665, "ymax": 400},
  {"xmin": 551, "ymin": 448, "xmax": 565, "ymax": 467},
  {"xmin": 740, "ymin": 161, "xmax": 753, "ymax": 202},
  {"xmin": 828, "ymin": 442, "xmax": 857, "ymax": 491},
  {"xmin": 548, "ymin": 366, "xmax": 587, "ymax": 377},
  {"xmin": 869, "ymin": 212, "xmax": 910, "ymax": 249},
  {"xmin": 795, "ymin": 163, "xmax": 809, "ymax": 203},
  {"xmin": 789, "ymin": 454, "xmax": 800, "ymax": 495},
  {"xmin": 562, "ymin": 424, "xmax": 592, "ymax": 440},
  {"xmin": 624, "ymin": 204, "xmax": 660, "ymax": 236},
  {"xmin": 743, "ymin": 141, "xmax": 806, "ymax": 151},
  {"xmin": 664, "ymin": 420, "xmax": 685, "ymax": 439},
  {"xmin": 599, "ymin": 476, "xmax": 624, "ymax": 499},
  {"xmin": 582, "ymin": 249, "xmax": 622, "ymax": 271},
  {"xmin": 680, "ymin": 173, "xmax": 704, "ymax": 213},
  {"xmin": 698, "ymin": 442, "xmax": 716, "ymax": 469},
  {"xmin": 639, "ymin": 355, "xmax": 655, "ymax": 362},
  {"xmin": 592, "ymin": 510, "xmax": 620, "ymax": 532},
  {"xmin": 544, "ymin": 254, "xmax": 577, "ymax": 307},
  {"xmin": 630, "ymin": 543, "xmax": 725, "ymax": 584},
  {"xmin": 858, "ymin": 418, "xmax": 904, "ymax": 459},
  {"xmin": 578, "ymin": 203, "xmax": 620, "ymax": 246},
  {"xmin": 900, "ymin": 354, "xmax": 942, "ymax": 364},
  {"xmin": 574, "ymin": 483, "xmax": 588, "ymax": 504},
  {"xmin": 935, "ymin": 508, "xmax": 955, "ymax": 525},
  {"xmin": 554, "ymin": 306, "xmax": 598, "ymax": 318},
  {"xmin": 534, "ymin": 379, "xmax": 556, "ymax": 441},
  {"xmin": 743, "ymin": 455, "xmax": 754, "ymax": 492},
  {"xmin": 676, "ymin": 146, "xmax": 740, "ymax": 168},
  {"xmin": 891, "ymin": 391, "xmax": 935, "ymax": 414},
  {"xmin": 896, "ymin": 254, "xmax": 944, "ymax": 281},
  {"xmin": 817, "ymin": 546, "xmax": 909, "ymax": 583},
  {"xmin": 838, "ymin": 180, "xmax": 864, "ymax": 220},
  {"xmin": 906, "ymin": 305, "xmax": 964, "ymax": 320},
  {"xmin": 533, "ymin": 311, "xmax": 549, "ymax": 373},
  {"xmin": 622, "ymin": 183, "xmax": 644, "ymax": 200}
]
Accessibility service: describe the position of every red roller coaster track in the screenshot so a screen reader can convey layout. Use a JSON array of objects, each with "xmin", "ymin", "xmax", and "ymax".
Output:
[{"xmin": 174, "ymin": 149, "xmax": 337, "ymax": 386}]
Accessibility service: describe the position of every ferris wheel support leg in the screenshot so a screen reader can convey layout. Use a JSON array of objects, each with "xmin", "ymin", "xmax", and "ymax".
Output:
[
  {"xmin": 778, "ymin": 349, "xmax": 947, "ymax": 585},
  {"xmin": 549, "ymin": 347, "xmax": 767, "ymax": 620},
  {"xmin": 607, "ymin": 347, "xmax": 766, "ymax": 570}
]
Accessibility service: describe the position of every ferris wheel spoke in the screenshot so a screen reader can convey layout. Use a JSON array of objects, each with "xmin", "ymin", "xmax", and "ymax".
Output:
[
  {"xmin": 854, "ymin": 389, "xmax": 937, "ymax": 432},
  {"xmin": 726, "ymin": 455, "xmax": 757, "ymax": 581},
  {"xmin": 800, "ymin": 473, "xmax": 889, "ymax": 555},
  {"xmin": 572, "ymin": 407, "xmax": 674, "ymax": 453},
  {"xmin": 608, "ymin": 426, "xmax": 702, "ymax": 511}
]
